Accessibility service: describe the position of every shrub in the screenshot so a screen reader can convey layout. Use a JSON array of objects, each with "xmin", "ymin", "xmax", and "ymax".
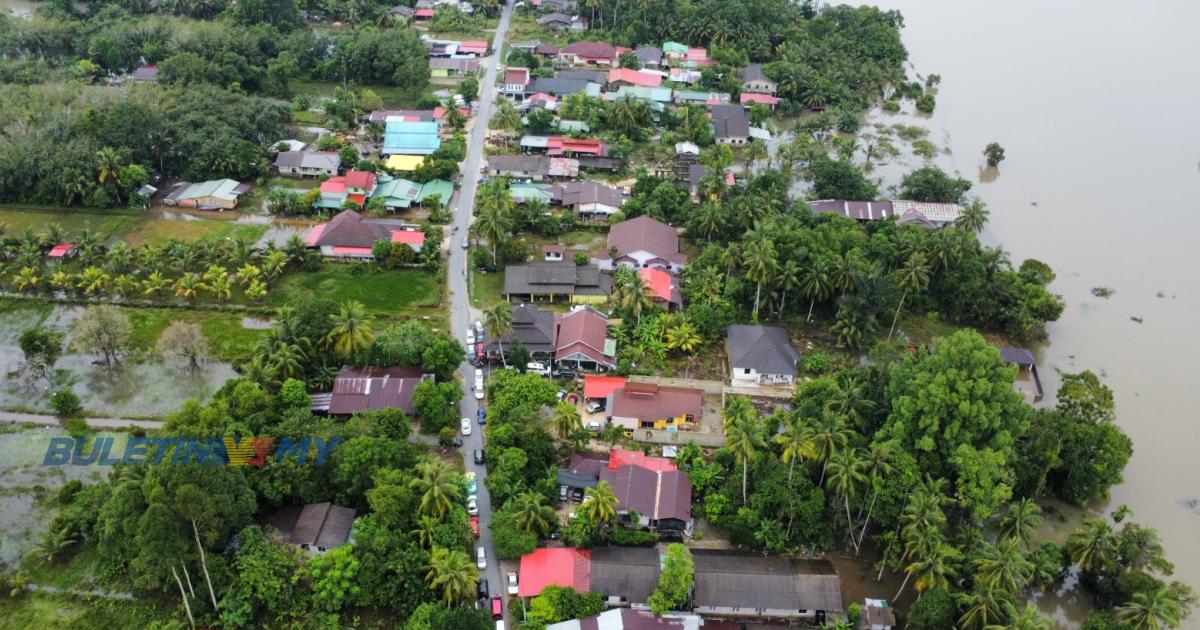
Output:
[
  {"xmin": 609, "ymin": 527, "xmax": 658, "ymax": 547},
  {"xmin": 50, "ymin": 388, "xmax": 81, "ymax": 416},
  {"xmin": 802, "ymin": 352, "xmax": 832, "ymax": 375}
]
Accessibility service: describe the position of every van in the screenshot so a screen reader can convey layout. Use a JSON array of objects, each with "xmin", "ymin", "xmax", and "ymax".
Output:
[{"xmin": 477, "ymin": 545, "xmax": 487, "ymax": 569}]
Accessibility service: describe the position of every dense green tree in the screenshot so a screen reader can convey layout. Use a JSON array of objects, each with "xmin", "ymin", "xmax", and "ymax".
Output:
[{"xmin": 899, "ymin": 165, "xmax": 972, "ymax": 203}]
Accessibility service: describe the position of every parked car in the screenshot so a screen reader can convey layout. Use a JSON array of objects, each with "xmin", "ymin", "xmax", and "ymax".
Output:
[
  {"xmin": 475, "ymin": 385, "xmax": 485, "ymax": 400},
  {"xmin": 474, "ymin": 320, "xmax": 484, "ymax": 336},
  {"xmin": 470, "ymin": 516, "xmax": 480, "ymax": 539},
  {"xmin": 526, "ymin": 362, "xmax": 551, "ymax": 376},
  {"xmin": 474, "ymin": 448, "xmax": 486, "ymax": 464},
  {"xmin": 559, "ymin": 485, "xmax": 569, "ymax": 501},
  {"xmin": 555, "ymin": 390, "xmax": 566, "ymax": 401},
  {"xmin": 477, "ymin": 408, "xmax": 487, "ymax": 424},
  {"xmin": 461, "ymin": 418, "xmax": 472, "ymax": 436},
  {"xmin": 477, "ymin": 578, "xmax": 489, "ymax": 599},
  {"xmin": 506, "ymin": 571, "xmax": 519, "ymax": 596},
  {"xmin": 476, "ymin": 545, "xmax": 487, "ymax": 569},
  {"xmin": 474, "ymin": 368, "xmax": 484, "ymax": 388},
  {"xmin": 553, "ymin": 368, "xmax": 577, "ymax": 379},
  {"xmin": 586, "ymin": 421, "xmax": 602, "ymax": 431},
  {"xmin": 586, "ymin": 401, "xmax": 604, "ymax": 414},
  {"xmin": 467, "ymin": 329, "xmax": 476, "ymax": 345},
  {"xmin": 467, "ymin": 495, "xmax": 479, "ymax": 516},
  {"xmin": 466, "ymin": 471, "xmax": 477, "ymax": 493},
  {"xmin": 461, "ymin": 236, "xmax": 469, "ymax": 249},
  {"xmin": 490, "ymin": 593, "xmax": 503, "ymax": 619}
]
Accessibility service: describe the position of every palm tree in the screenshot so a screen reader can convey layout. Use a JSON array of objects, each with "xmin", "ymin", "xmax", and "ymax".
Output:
[
  {"xmin": 245, "ymin": 279, "xmax": 268, "ymax": 301},
  {"xmin": 997, "ymin": 499, "xmax": 1042, "ymax": 550},
  {"xmin": 615, "ymin": 269, "xmax": 655, "ymax": 326},
  {"xmin": 551, "ymin": 401, "xmax": 582, "ymax": 439},
  {"xmin": 957, "ymin": 587, "xmax": 1013, "ymax": 630},
  {"xmin": 142, "ymin": 271, "xmax": 171, "ymax": 296},
  {"xmin": 690, "ymin": 204, "xmax": 724, "ymax": 242},
  {"xmin": 826, "ymin": 448, "xmax": 868, "ymax": 550},
  {"xmin": 775, "ymin": 259, "xmax": 801, "ymax": 318},
  {"xmin": 425, "ymin": 546, "xmax": 476, "ymax": 605},
  {"xmin": 31, "ymin": 526, "xmax": 77, "ymax": 563},
  {"xmin": 13, "ymin": 267, "xmax": 41, "ymax": 292},
  {"xmin": 326, "ymin": 301, "xmax": 374, "ymax": 357},
  {"xmin": 95, "ymin": 147, "xmax": 123, "ymax": 187},
  {"xmin": 957, "ymin": 198, "xmax": 990, "ymax": 234},
  {"xmin": 975, "ymin": 539, "xmax": 1034, "ymax": 593},
  {"xmin": 990, "ymin": 602, "xmax": 1054, "ymax": 630},
  {"xmin": 742, "ymin": 238, "xmax": 778, "ymax": 321},
  {"xmin": 76, "ymin": 267, "xmax": 111, "ymax": 295},
  {"xmin": 1115, "ymin": 585, "xmax": 1188, "ymax": 630},
  {"xmin": 1066, "ymin": 517, "xmax": 1116, "ymax": 573},
  {"xmin": 854, "ymin": 440, "xmax": 895, "ymax": 552},
  {"xmin": 888, "ymin": 251, "xmax": 931, "ymax": 340},
  {"xmin": 235, "ymin": 264, "xmax": 261, "ymax": 287},
  {"xmin": 483, "ymin": 301, "xmax": 513, "ymax": 367},
  {"xmin": 743, "ymin": 139, "xmax": 768, "ymax": 172},
  {"xmin": 827, "ymin": 374, "xmax": 875, "ymax": 432},
  {"xmin": 508, "ymin": 492, "xmax": 557, "ymax": 535},
  {"xmin": 830, "ymin": 251, "xmax": 858, "ymax": 298},
  {"xmin": 474, "ymin": 180, "xmax": 515, "ymax": 266},
  {"xmin": 49, "ymin": 270, "xmax": 72, "ymax": 291},
  {"xmin": 207, "ymin": 274, "xmax": 233, "ymax": 301},
  {"xmin": 799, "ymin": 258, "xmax": 832, "ymax": 323},
  {"xmin": 175, "ymin": 273, "xmax": 202, "ymax": 300},
  {"xmin": 664, "ymin": 318, "xmax": 702, "ymax": 354},
  {"xmin": 410, "ymin": 460, "xmax": 462, "ymax": 518},
  {"xmin": 894, "ymin": 527, "xmax": 956, "ymax": 601},
  {"xmin": 774, "ymin": 416, "xmax": 816, "ymax": 482},
  {"xmin": 809, "ymin": 410, "xmax": 854, "ymax": 485},
  {"xmin": 582, "ymin": 481, "xmax": 618, "ymax": 523},
  {"xmin": 726, "ymin": 415, "xmax": 765, "ymax": 503},
  {"xmin": 263, "ymin": 250, "xmax": 288, "ymax": 278},
  {"xmin": 411, "ymin": 515, "xmax": 439, "ymax": 549}
]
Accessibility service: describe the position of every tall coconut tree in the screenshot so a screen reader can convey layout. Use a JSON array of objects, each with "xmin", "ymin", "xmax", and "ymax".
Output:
[
  {"xmin": 410, "ymin": 460, "xmax": 462, "ymax": 518},
  {"xmin": 1115, "ymin": 585, "xmax": 1190, "ymax": 630},
  {"xmin": 1066, "ymin": 517, "xmax": 1116, "ymax": 573},
  {"xmin": 888, "ymin": 251, "xmax": 931, "ymax": 340},
  {"xmin": 997, "ymin": 498, "xmax": 1043, "ymax": 550},
  {"xmin": 326, "ymin": 301, "xmax": 374, "ymax": 357},
  {"xmin": 425, "ymin": 546, "xmax": 476, "ymax": 605},
  {"xmin": 742, "ymin": 238, "xmax": 778, "ymax": 321},
  {"xmin": 957, "ymin": 198, "xmax": 990, "ymax": 234},
  {"xmin": 774, "ymin": 415, "xmax": 816, "ymax": 482},
  {"xmin": 808, "ymin": 410, "xmax": 854, "ymax": 485},
  {"xmin": 550, "ymin": 401, "xmax": 581, "ymax": 439},
  {"xmin": 854, "ymin": 440, "xmax": 895, "ymax": 553},
  {"xmin": 726, "ymin": 415, "xmax": 765, "ymax": 504},
  {"xmin": 799, "ymin": 257, "xmax": 832, "ymax": 323},
  {"xmin": 483, "ymin": 301, "xmax": 513, "ymax": 367},
  {"xmin": 826, "ymin": 448, "xmax": 868, "ymax": 550},
  {"xmin": 410, "ymin": 515, "xmax": 439, "ymax": 549},
  {"xmin": 975, "ymin": 539, "xmax": 1034, "ymax": 594},
  {"xmin": 775, "ymin": 259, "xmax": 801, "ymax": 318},
  {"xmin": 475, "ymin": 180, "xmax": 515, "ymax": 266}
]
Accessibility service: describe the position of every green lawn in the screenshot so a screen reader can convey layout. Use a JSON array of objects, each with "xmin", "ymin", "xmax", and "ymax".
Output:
[
  {"xmin": 124, "ymin": 308, "xmax": 266, "ymax": 362},
  {"xmin": 121, "ymin": 218, "xmax": 267, "ymax": 247},
  {"xmin": 470, "ymin": 268, "xmax": 505, "ymax": 309},
  {"xmin": 0, "ymin": 208, "xmax": 143, "ymax": 242},
  {"xmin": 0, "ymin": 592, "xmax": 172, "ymax": 630},
  {"xmin": 20, "ymin": 545, "xmax": 102, "ymax": 591},
  {"xmin": 269, "ymin": 267, "xmax": 442, "ymax": 317}
]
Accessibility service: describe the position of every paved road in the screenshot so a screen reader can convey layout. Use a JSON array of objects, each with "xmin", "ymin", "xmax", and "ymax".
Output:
[{"xmin": 448, "ymin": 0, "xmax": 514, "ymax": 619}]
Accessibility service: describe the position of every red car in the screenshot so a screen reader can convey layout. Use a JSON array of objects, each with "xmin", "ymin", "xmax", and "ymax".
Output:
[
  {"xmin": 490, "ymin": 594, "xmax": 503, "ymax": 620},
  {"xmin": 470, "ymin": 516, "xmax": 480, "ymax": 539}
]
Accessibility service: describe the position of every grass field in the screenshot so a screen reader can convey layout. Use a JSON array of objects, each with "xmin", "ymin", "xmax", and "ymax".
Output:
[
  {"xmin": 0, "ymin": 592, "xmax": 171, "ymax": 630},
  {"xmin": 121, "ymin": 218, "xmax": 268, "ymax": 247},
  {"xmin": 269, "ymin": 267, "xmax": 443, "ymax": 319},
  {"xmin": 470, "ymin": 268, "xmax": 505, "ymax": 309},
  {"xmin": 124, "ymin": 307, "xmax": 266, "ymax": 362},
  {"xmin": 291, "ymin": 80, "xmax": 437, "ymax": 110},
  {"xmin": 0, "ymin": 208, "xmax": 142, "ymax": 241}
]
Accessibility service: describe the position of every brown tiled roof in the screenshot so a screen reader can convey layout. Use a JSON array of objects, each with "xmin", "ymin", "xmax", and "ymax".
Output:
[
  {"xmin": 563, "ymin": 41, "xmax": 618, "ymax": 59},
  {"xmin": 328, "ymin": 365, "xmax": 427, "ymax": 415},
  {"xmin": 608, "ymin": 384, "xmax": 702, "ymax": 422},
  {"xmin": 488, "ymin": 303, "xmax": 556, "ymax": 355},
  {"xmin": 559, "ymin": 181, "xmax": 626, "ymax": 209},
  {"xmin": 599, "ymin": 465, "xmax": 691, "ymax": 523},
  {"xmin": 313, "ymin": 210, "xmax": 394, "ymax": 249},
  {"xmin": 554, "ymin": 306, "xmax": 613, "ymax": 367},
  {"xmin": 606, "ymin": 215, "xmax": 685, "ymax": 264}
]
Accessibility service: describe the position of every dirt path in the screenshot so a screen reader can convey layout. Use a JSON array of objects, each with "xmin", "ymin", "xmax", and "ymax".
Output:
[{"xmin": 0, "ymin": 411, "xmax": 165, "ymax": 430}]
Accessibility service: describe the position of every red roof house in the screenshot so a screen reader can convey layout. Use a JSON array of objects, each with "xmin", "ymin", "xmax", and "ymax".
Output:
[
  {"xmin": 390, "ymin": 229, "xmax": 426, "ymax": 248},
  {"xmin": 458, "ymin": 40, "xmax": 489, "ymax": 56},
  {"xmin": 319, "ymin": 365, "xmax": 430, "ymax": 416},
  {"xmin": 560, "ymin": 41, "xmax": 620, "ymax": 66},
  {"xmin": 607, "ymin": 68, "xmax": 662, "ymax": 88},
  {"xmin": 518, "ymin": 548, "xmax": 592, "ymax": 597},
  {"xmin": 414, "ymin": 7, "xmax": 434, "ymax": 18},
  {"xmin": 638, "ymin": 267, "xmax": 681, "ymax": 308},
  {"xmin": 583, "ymin": 375, "xmax": 626, "ymax": 400},
  {"xmin": 740, "ymin": 92, "xmax": 780, "ymax": 107},
  {"xmin": 607, "ymin": 447, "xmax": 677, "ymax": 473},
  {"xmin": 47, "ymin": 242, "xmax": 77, "ymax": 259},
  {"xmin": 545, "ymin": 136, "xmax": 607, "ymax": 157}
]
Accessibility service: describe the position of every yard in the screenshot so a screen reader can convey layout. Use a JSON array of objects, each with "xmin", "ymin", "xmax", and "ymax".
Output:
[
  {"xmin": 0, "ymin": 207, "xmax": 142, "ymax": 241},
  {"xmin": 0, "ymin": 207, "xmax": 269, "ymax": 248},
  {"xmin": 268, "ymin": 267, "xmax": 443, "ymax": 320},
  {"xmin": 291, "ymin": 80, "xmax": 439, "ymax": 110},
  {"xmin": 469, "ymin": 268, "xmax": 505, "ymax": 309}
]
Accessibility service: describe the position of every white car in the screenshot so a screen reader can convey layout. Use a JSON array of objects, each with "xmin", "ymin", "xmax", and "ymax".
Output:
[
  {"xmin": 474, "ymin": 368, "xmax": 484, "ymax": 387},
  {"xmin": 526, "ymin": 362, "xmax": 550, "ymax": 376},
  {"xmin": 476, "ymin": 545, "xmax": 487, "ymax": 569},
  {"xmin": 461, "ymin": 236, "xmax": 469, "ymax": 249},
  {"xmin": 467, "ymin": 495, "xmax": 479, "ymax": 516},
  {"xmin": 467, "ymin": 330, "xmax": 476, "ymax": 345},
  {"xmin": 587, "ymin": 401, "xmax": 604, "ymax": 414},
  {"xmin": 507, "ymin": 571, "xmax": 519, "ymax": 596},
  {"xmin": 474, "ymin": 386, "xmax": 485, "ymax": 400},
  {"xmin": 461, "ymin": 418, "xmax": 472, "ymax": 435}
]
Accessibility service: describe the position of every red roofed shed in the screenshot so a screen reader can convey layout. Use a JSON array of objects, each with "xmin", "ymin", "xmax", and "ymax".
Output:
[
  {"xmin": 608, "ymin": 447, "xmax": 677, "ymax": 472},
  {"xmin": 583, "ymin": 375, "xmax": 626, "ymax": 400},
  {"xmin": 518, "ymin": 548, "xmax": 591, "ymax": 597},
  {"xmin": 47, "ymin": 242, "xmax": 77, "ymax": 259}
]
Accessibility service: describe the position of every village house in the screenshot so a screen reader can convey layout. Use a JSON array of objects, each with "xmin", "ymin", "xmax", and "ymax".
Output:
[
  {"xmin": 502, "ymin": 67, "xmax": 531, "ymax": 99},
  {"xmin": 557, "ymin": 180, "xmax": 627, "ymax": 220},
  {"xmin": 999, "ymin": 347, "xmax": 1045, "ymax": 402},
  {"xmin": 603, "ymin": 215, "xmax": 687, "ymax": 272},
  {"xmin": 740, "ymin": 92, "xmax": 780, "ymax": 108},
  {"xmin": 428, "ymin": 57, "xmax": 479, "ymax": 77},
  {"xmin": 486, "ymin": 155, "xmax": 579, "ymax": 180},
  {"xmin": 542, "ymin": 244, "xmax": 565, "ymax": 262},
  {"xmin": 275, "ymin": 151, "xmax": 341, "ymax": 177},
  {"xmin": 311, "ymin": 365, "xmax": 431, "ymax": 416},
  {"xmin": 47, "ymin": 242, "xmax": 78, "ymax": 260},
  {"xmin": 548, "ymin": 610, "xmax": 738, "ymax": 630},
  {"xmin": 387, "ymin": 4, "xmax": 414, "ymax": 17},
  {"xmin": 860, "ymin": 598, "xmax": 897, "ymax": 630},
  {"xmin": 271, "ymin": 502, "xmax": 356, "ymax": 554},
  {"xmin": 560, "ymin": 448, "xmax": 691, "ymax": 532},
  {"xmin": 537, "ymin": 12, "xmax": 587, "ymax": 30},
  {"xmin": 740, "ymin": 63, "xmax": 778, "ymax": 94},
  {"xmin": 806, "ymin": 199, "xmax": 965, "ymax": 228},
  {"xmin": 559, "ymin": 41, "xmax": 623, "ymax": 67},
  {"xmin": 726, "ymin": 324, "xmax": 802, "ymax": 387},
  {"xmin": 162, "ymin": 179, "xmax": 249, "ymax": 210},
  {"xmin": 382, "ymin": 119, "xmax": 441, "ymax": 156},
  {"xmin": 638, "ymin": 267, "xmax": 682, "ymax": 310},
  {"xmin": 634, "ymin": 45, "xmax": 664, "ymax": 69},
  {"xmin": 502, "ymin": 260, "xmax": 611, "ymax": 304},
  {"xmin": 607, "ymin": 68, "xmax": 662, "ymax": 88},
  {"xmin": 484, "ymin": 303, "xmax": 557, "ymax": 362},
  {"xmin": 528, "ymin": 76, "xmax": 600, "ymax": 98},
  {"xmin": 607, "ymin": 383, "xmax": 703, "ymax": 431},
  {"xmin": 131, "ymin": 65, "xmax": 158, "ymax": 83},
  {"xmin": 368, "ymin": 109, "xmax": 435, "ymax": 124},
  {"xmin": 554, "ymin": 305, "xmax": 617, "ymax": 372},
  {"xmin": 304, "ymin": 209, "xmax": 426, "ymax": 259}
]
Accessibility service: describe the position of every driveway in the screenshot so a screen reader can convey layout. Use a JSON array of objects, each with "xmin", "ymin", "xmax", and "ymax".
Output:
[{"xmin": 446, "ymin": 0, "xmax": 515, "ymax": 620}]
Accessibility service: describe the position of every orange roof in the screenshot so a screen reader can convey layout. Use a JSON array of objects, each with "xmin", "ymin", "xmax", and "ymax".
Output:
[
  {"xmin": 638, "ymin": 267, "xmax": 673, "ymax": 303},
  {"xmin": 518, "ymin": 548, "xmax": 591, "ymax": 597},
  {"xmin": 740, "ymin": 92, "xmax": 780, "ymax": 105},
  {"xmin": 584, "ymin": 375, "xmax": 626, "ymax": 399},
  {"xmin": 390, "ymin": 230, "xmax": 426, "ymax": 246},
  {"xmin": 47, "ymin": 242, "xmax": 75, "ymax": 258},
  {"xmin": 321, "ymin": 177, "xmax": 348, "ymax": 195},
  {"xmin": 608, "ymin": 447, "xmax": 678, "ymax": 472},
  {"xmin": 459, "ymin": 40, "xmax": 489, "ymax": 54},
  {"xmin": 344, "ymin": 170, "xmax": 376, "ymax": 191},
  {"xmin": 608, "ymin": 68, "xmax": 662, "ymax": 87}
]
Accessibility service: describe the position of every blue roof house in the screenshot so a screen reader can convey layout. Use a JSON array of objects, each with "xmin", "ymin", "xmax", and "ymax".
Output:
[{"xmin": 383, "ymin": 120, "xmax": 441, "ymax": 155}]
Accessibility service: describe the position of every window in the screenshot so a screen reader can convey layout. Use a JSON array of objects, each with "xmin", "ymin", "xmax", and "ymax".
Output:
[{"xmin": 744, "ymin": 368, "xmax": 751, "ymax": 375}]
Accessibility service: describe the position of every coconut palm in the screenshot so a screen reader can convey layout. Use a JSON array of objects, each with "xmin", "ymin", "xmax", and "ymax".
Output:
[
  {"xmin": 827, "ymin": 374, "xmax": 875, "ymax": 432},
  {"xmin": 326, "ymin": 301, "xmax": 374, "ymax": 357},
  {"xmin": 49, "ymin": 270, "xmax": 72, "ymax": 291},
  {"xmin": 774, "ymin": 416, "xmax": 816, "ymax": 482},
  {"xmin": 175, "ymin": 272, "xmax": 202, "ymax": 300},
  {"xmin": 105, "ymin": 242, "xmax": 133, "ymax": 274},
  {"xmin": 774, "ymin": 259, "xmax": 801, "ymax": 318},
  {"xmin": 263, "ymin": 250, "xmax": 288, "ymax": 278},
  {"xmin": 664, "ymin": 318, "xmax": 702, "ymax": 354},
  {"xmin": 726, "ymin": 414, "xmax": 765, "ymax": 503},
  {"xmin": 894, "ymin": 527, "xmax": 956, "ymax": 601},
  {"xmin": 888, "ymin": 251, "xmax": 931, "ymax": 340},
  {"xmin": 975, "ymin": 539, "xmax": 1034, "ymax": 593},
  {"xmin": 509, "ymin": 492, "xmax": 557, "ymax": 535},
  {"xmin": 742, "ymin": 238, "xmax": 778, "ymax": 321},
  {"xmin": 854, "ymin": 440, "xmax": 895, "ymax": 552},
  {"xmin": 112, "ymin": 274, "xmax": 138, "ymax": 298},
  {"xmin": 989, "ymin": 602, "xmax": 1055, "ymax": 630},
  {"xmin": 95, "ymin": 147, "xmax": 123, "ymax": 187},
  {"xmin": 957, "ymin": 587, "xmax": 1013, "ymax": 630},
  {"xmin": 1117, "ymin": 523, "xmax": 1169, "ymax": 574},
  {"xmin": 207, "ymin": 274, "xmax": 233, "ymax": 301},
  {"xmin": 142, "ymin": 271, "xmax": 171, "ymax": 296},
  {"xmin": 721, "ymin": 395, "xmax": 755, "ymax": 433},
  {"xmin": 743, "ymin": 139, "xmax": 768, "ymax": 171},
  {"xmin": 1066, "ymin": 517, "xmax": 1116, "ymax": 573},
  {"xmin": 690, "ymin": 203, "xmax": 724, "ymax": 242},
  {"xmin": 410, "ymin": 515, "xmax": 439, "ymax": 549},
  {"xmin": 483, "ymin": 301, "xmax": 513, "ymax": 367},
  {"xmin": 425, "ymin": 546, "xmax": 476, "ymax": 605},
  {"xmin": 997, "ymin": 499, "xmax": 1043, "ymax": 550},
  {"xmin": 551, "ymin": 401, "xmax": 582, "ymax": 439},
  {"xmin": 830, "ymin": 250, "xmax": 858, "ymax": 298},
  {"xmin": 12, "ymin": 267, "xmax": 41, "ymax": 292},
  {"xmin": 245, "ymin": 279, "xmax": 268, "ymax": 301},
  {"xmin": 31, "ymin": 526, "xmax": 77, "ymax": 563},
  {"xmin": 475, "ymin": 180, "xmax": 515, "ymax": 266},
  {"xmin": 236, "ymin": 264, "xmax": 261, "ymax": 287},
  {"xmin": 1115, "ymin": 585, "xmax": 1189, "ymax": 630},
  {"xmin": 582, "ymin": 481, "xmax": 618, "ymax": 523},
  {"xmin": 808, "ymin": 410, "xmax": 854, "ymax": 485},
  {"xmin": 957, "ymin": 198, "xmax": 990, "ymax": 234},
  {"xmin": 263, "ymin": 341, "xmax": 306, "ymax": 383},
  {"xmin": 410, "ymin": 460, "xmax": 461, "ymax": 518},
  {"xmin": 799, "ymin": 258, "xmax": 832, "ymax": 323},
  {"xmin": 826, "ymin": 448, "xmax": 868, "ymax": 549},
  {"xmin": 76, "ymin": 267, "xmax": 111, "ymax": 295},
  {"xmin": 614, "ymin": 268, "xmax": 655, "ymax": 326}
]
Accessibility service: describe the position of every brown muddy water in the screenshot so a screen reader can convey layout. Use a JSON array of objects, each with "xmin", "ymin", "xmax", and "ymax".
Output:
[{"xmin": 852, "ymin": 0, "xmax": 1200, "ymax": 626}]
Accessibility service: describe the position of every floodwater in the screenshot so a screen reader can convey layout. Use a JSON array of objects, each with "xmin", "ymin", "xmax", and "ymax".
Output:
[{"xmin": 858, "ymin": 0, "xmax": 1200, "ymax": 626}]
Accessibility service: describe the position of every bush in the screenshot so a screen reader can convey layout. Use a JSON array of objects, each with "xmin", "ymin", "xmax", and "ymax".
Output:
[
  {"xmin": 802, "ymin": 352, "xmax": 832, "ymax": 375},
  {"xmin": 905, "ymin": 587, "xmax": 955, "ymax": 630},
  {"xmin": 915, "ymin": 93, "xmax": 936, "ymax": 113},
  {"xmin": 609, "ymin": 527, "xmax": 658, "ymax": 547},
  {"xmin": 65, "ymin": 418, "xmax": 89, "ymax": 439},
  {"xmin": 56, "ymin": 480, "xmax": 83, "ymax": 505},
  {"xmin": 50, "ymin": 388, "xmax": 81, "ymax": 416}
]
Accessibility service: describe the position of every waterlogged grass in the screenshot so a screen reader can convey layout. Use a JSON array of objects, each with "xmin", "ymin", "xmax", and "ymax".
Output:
[
  {"xmin": 121, "ymin": 218, "xmax": 267, "ymax": 247},
  {"xmin": 20, "ymin": 545, "xmax": 103, "ymax": 591},
  {"xmin": 124, "ymin": 308, "xmax": 264, "ymax": 363},
  {"xmin": 0, "ymin": 208, "xmax": 142, "ymax": 242},
  {"xmin": 0, "ymin": 592, "xmax": 171, "ymax": 630},
  {"xmin": 269, "ymin": 267, "xmax": 442, "ymax": 317}
]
